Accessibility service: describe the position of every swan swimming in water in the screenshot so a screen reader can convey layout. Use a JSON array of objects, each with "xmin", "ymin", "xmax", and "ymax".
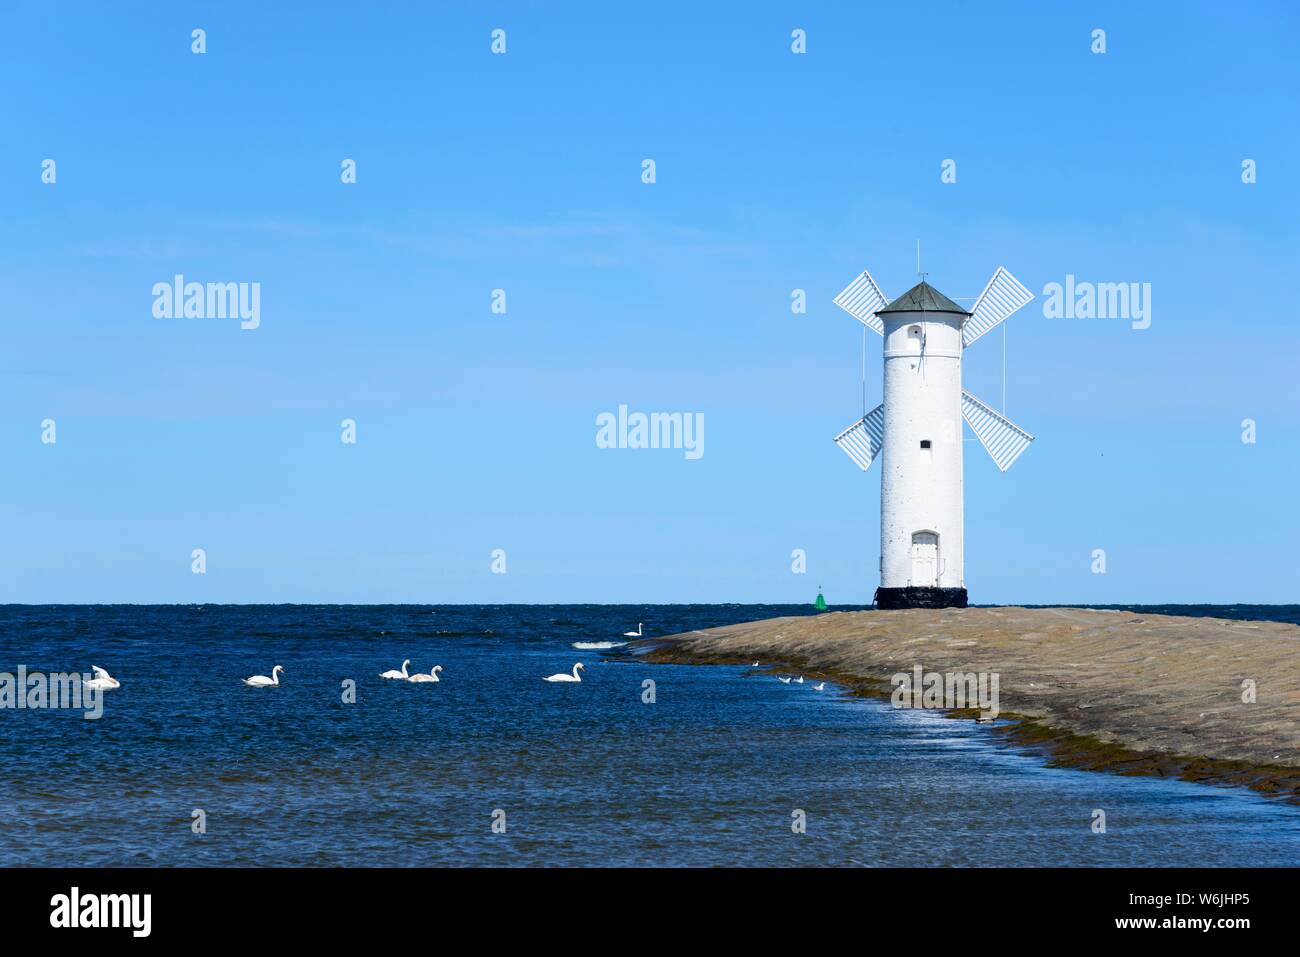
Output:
[
  {"xmin": 379, "ymin": 659, "xmax": 411, "ymax": 680},
  {"xmin": 777, "ymin": 676, "xmax": 792, "ymax": 684},
  {"xmin": 544, "ymin": 662, "xmax": 585, "ymax": 683},
  {"xmin": 795, "ymin": 675, "xmax": 804, "ymax": 684},
  {"xmin": 85, "ymin": 666, "xmax": 120, "ymax": 691},
  {"xmin": 623, "ymin": 623, "xmax": 643, "ymax": 638},
  {"xmin": 408, "ymin": 665, "xmax": 442, "ymax": 683},
  {"xmin": 243, "ymin": 665, "xmax": 283, "ymax": 688},
  {"xmin": 812, "ymin": 682, "xmax": 825, "ymax": 692}
]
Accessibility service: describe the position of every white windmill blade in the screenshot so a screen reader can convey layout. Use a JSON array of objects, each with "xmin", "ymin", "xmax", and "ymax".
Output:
[
  {"xmin": 961, "ymin": 391, "xmax": 1034, "ymax": 472},
  {"xmin": 833, "ymin": 268, "xmax": 888, "ymax": 336},
  {"xmin": 834, "ymin": 404, "xmax": 885, "ymax": 470},
  {"xmin": 962, "ymin": 266, "xmax": 1034, "ymax": 347}
]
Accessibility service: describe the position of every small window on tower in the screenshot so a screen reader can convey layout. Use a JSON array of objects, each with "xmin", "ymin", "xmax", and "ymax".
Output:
[
  {"xmin": 920, "ymin": 439, "xmax": 933, "ymax": 464},
  {"xmin": 920, "ymin": 440, "xmax": 932, "ymax": 449},
  {"xmin": 906, "ymin": 325, "xmax": 922, "ymax": 353}
]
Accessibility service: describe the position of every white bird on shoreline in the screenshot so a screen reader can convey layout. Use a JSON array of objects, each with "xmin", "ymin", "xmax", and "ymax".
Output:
[
  {"xmin": 777, "ymin": 676, "xmax": 792, "ymax": 684},
  {"xmin": 544, "ymin": 663, "xmax": 585, "ymax": 683},
  {"xmin": 243, "ymin": 665, "xmax": 283, "ymax": 688},
  {"xmin": 408, "ymin": 665, "xmax": 442, "ymax": 684},
  {"xmin": 85, "ymin": 666, "xmax": 120, "ymax": 692},
  {"xmin": 812, "ymin": 682, "xmax": 825, "ymax": 692},
  {"xmin": 623, "ymin": 623, "xmax": 643, "ymax": 638},
  {"xmin": 379, "ymin": 659, "xmax": 411, "ymax": 680}
]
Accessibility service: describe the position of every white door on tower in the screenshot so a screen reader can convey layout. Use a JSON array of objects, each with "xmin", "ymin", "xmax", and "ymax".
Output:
[{"xmin": 910, "ymin": 532, "xmax": 938, "ymax": 587}]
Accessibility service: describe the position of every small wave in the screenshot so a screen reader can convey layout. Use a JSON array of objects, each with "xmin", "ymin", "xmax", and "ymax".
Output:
[{"xmin": 571, "ymin": 640, "xmax": 627, "ymax": 650}]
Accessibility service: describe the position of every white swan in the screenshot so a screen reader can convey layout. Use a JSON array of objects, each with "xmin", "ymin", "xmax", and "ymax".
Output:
[
  {"xmin": 795, "ymin": 675, "xmax": 804, "ymax": 684},
  {"xmin": 812, "ymin": 682, "xmax": 825, "ymax": 692},
  {"xmin": 751, "ymin": 661, "xmax": 760, "ymax": 667},
  {"xmin": 85, "ymin": 665, "xmax": 120, "ymax": 691},
  {"xmin": 777, "ymin": 676, "xmax": 792, "ymax": 684},
  {"xmin": 243, "ymin": 665, "xmax": 283, "ymax": 688},
  {"xmin": 623, "ymin": 623, "xmax": 643, "ymax": 638},
  {"xmin": 379, "ymin": 659, "xmax": 411, "ymax": 680},
  {"xmin": 408, "ymin": 665, "xmax": 442, "ymax": 684},
  {"xmin": 544, "ymin": 662, "xmax": 585, "ymax": 683}
]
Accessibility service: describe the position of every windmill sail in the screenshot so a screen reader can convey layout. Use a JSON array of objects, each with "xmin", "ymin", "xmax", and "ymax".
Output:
[
  {"xmin": 833, "ymin": 269, "xmax": 888, "ymax": 336},
  {"xmin": 961, "ymin": 391, "xmax": 1033, "ymax": 472},
  {"xmin": 963, "ymin": 266, "xmax": 1034, "ymax": 347},
  {"xmin": 834, "ymin": 404, "xmax": 885, "ymax": 470}
]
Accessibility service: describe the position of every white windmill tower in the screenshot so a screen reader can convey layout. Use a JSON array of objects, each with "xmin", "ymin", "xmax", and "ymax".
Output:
[{"xmin": 832, "ymin": 264, "xmax": 1036, "ymax": 608}]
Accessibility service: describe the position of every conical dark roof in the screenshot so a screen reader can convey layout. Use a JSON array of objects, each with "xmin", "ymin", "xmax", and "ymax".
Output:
[{"xmin": 877, "ymin": 281, "xmax": 970, "ymax": 316}]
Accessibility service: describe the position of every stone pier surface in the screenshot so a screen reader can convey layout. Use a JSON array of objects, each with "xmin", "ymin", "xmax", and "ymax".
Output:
[{"xmin": 643, "ymin": 607, "xmax": 1300, "ymax": 800}]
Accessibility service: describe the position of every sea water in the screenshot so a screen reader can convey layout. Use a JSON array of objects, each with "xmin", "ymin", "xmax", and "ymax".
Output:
[{"xmin": 0, "ymin": 604, "xmax": 1296, "ymax": 867}]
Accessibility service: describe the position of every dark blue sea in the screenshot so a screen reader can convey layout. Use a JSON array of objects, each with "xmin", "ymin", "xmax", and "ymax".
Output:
[{"xmin": 1, "ymin": 604, "xmax": 1297, "ymax": 867}]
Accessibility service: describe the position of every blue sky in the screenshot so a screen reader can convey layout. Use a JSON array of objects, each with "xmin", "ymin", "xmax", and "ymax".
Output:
[{"xmin": 2, "ymin": 2, "xmax": 1297, "ymax": 604}]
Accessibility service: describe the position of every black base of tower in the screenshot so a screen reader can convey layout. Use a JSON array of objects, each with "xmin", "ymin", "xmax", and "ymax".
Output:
[{"xmin": 874, "ymin": 586, "xmax": 968, "ymax": 610}]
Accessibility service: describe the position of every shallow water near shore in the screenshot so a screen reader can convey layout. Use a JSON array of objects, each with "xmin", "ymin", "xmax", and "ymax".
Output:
[{"xmin": 1, "ymin": 604, "xmax": 1297, "ymax": 867}]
